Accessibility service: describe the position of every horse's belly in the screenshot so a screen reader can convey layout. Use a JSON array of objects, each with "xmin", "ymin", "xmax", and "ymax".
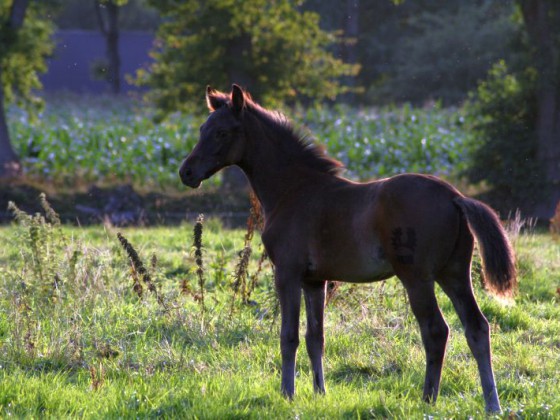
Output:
[{"xmin": 310, "ymin": 243, "xmax": 394, "ymax": 283}]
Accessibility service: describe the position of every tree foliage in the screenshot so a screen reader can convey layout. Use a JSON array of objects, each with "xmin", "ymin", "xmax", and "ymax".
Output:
[
  {"xmin": 465, "ymin": 61, "xmax": 542, "ymax": 213},
  {"xmin": 304, "ymin": 0, "xmax": 518, "ymax": 106},
  {"xmin": 55, "ymin": 0, "xmax": 159, "ymax": 31},
  {"xmin": 136, "ymin": 0, "xmax": 359, "ymax": 118},
  {"xmin": 0, "ymin": 0, "xmax": 55, "ymax": 112},
  {"xmin": 0, "ymin": 0, "xmax": 55, "ymax": 177},
  {"xmin": 383, "ymin": 2, "xmax": 516, "ymax": 104},
  {"xmin": 466, "ymin": 0, "xmax": 560, "ymax": 216}
]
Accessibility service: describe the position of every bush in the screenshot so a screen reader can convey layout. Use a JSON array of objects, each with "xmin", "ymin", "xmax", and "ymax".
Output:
[{"xmin": 464, "ymin": 61, "xmax": 544, "ymax": 214}]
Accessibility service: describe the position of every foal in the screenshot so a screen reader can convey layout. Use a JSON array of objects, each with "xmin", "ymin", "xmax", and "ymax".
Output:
[{"xmin": 179, "ymin": 85, "xmax": 516, "ymax": 413}]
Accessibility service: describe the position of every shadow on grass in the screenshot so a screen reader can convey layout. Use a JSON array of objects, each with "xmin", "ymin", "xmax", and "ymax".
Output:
[{"xmin": 328, "ymin": 360, "xmax": 403, "ymax": 385}]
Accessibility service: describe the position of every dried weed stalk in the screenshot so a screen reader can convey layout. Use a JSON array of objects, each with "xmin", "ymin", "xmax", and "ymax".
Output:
[
  {"xmin": 247, "ymin": 249, "xmax": 269, "ymax": 301},
  {"xmin": 90, "ymin": 362, "xmax": 105, "ymax": 391},
  {"xmin": 231, "ymin": 191, "xmax": 268, "ymax": 313},
  {"xmin": 230, "ymin": 245, "xmax": 253, "ymax": 315},
  {"xmin": 326, "ymin": 281, "xmax": 341, "ymax": 305},
  {"xmin": 8, "ymin": 197, "xmax": 67, "ymax": 302},
  {"xmin": 551, "ymin": 201, "xmax": 560, "ymax": 240},
  {"xmin": 39, "ymin": 192, "xmax": 61, "ymax": 226},
  {"xmin": 117, "ymin": 232, "xmax": 167, "ymax": 310},
  {"xmin": 506, "ymin": 209, "xmax": 537, "ymax": 239},
  {"xmin": 192, "ymin": 214, "xmax": 206, "ymax": 313}
]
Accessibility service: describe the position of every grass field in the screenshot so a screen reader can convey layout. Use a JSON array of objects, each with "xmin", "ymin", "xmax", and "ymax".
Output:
[{"xmin": 0, "ymin": 204, "xmax": 559, "ymax": 418}]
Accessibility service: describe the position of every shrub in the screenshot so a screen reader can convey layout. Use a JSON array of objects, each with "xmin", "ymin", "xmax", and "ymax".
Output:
[{"xmin": 464, "ymin": 61, "xmax": 544, "ymax": 214}]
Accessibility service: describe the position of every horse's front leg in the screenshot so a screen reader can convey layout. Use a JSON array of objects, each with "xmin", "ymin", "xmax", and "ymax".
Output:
[
  {"xmin": 275, "ymin": 268, "xmax": 302, "ymax": 398},
  {"xmin": 303, "ymin": 281, "xmax": 326, "ymax": 394}
]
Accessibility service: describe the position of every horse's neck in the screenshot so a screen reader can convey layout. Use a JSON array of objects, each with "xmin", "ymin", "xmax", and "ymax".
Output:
[{"xmin": 239, "ymin": 120, "xmax": 305, "ymax": 215}]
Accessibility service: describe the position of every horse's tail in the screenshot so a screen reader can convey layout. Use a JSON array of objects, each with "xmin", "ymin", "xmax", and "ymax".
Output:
[{"xmin": 454, "ymin": 196, "xmax": 517, "ymax": 298}]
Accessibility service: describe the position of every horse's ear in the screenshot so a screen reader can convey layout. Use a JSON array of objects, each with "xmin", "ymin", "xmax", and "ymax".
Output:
[
  {"xmin": 206, "ymin": 85, "xmax": 226, "ymax": 111},
  {"xmin": 231, "ymin": 84, "xmax": 245, "ymax": 115}
]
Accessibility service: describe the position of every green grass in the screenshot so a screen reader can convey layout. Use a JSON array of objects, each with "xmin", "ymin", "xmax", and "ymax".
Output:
[{"xmin": 0, "ymin": 209, "xmax": 559, "ymax": 418}]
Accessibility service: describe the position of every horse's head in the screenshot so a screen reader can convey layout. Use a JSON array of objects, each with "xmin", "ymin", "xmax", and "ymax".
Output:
[{"xmin": 179, "ymin": 84, "xmax": 247, "ymax": 188}]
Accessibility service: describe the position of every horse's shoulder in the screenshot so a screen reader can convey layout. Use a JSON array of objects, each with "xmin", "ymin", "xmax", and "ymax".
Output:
[{"xmin": 261, "ymin": 218, "xmax": 310, "ymax": 269}]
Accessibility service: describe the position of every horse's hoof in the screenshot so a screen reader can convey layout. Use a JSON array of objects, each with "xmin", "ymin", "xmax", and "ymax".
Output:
[
  {"xmin": 485, "ymin": 404, "xmax": 502, "ymax": 414},
  {"xmin": 281, "ymin": 389, "xmax": 295, "ymax": 401}
]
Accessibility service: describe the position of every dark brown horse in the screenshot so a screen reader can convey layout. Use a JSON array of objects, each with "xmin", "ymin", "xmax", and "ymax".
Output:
[{"xmin": 179, "ymin": 85, "xmax": 516, "ymax": 413}]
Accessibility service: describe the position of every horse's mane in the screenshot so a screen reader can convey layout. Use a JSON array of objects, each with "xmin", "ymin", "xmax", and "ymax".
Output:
[{"xmin": 237, "ymin": 92, "xmax": 344, "ymax": 176}]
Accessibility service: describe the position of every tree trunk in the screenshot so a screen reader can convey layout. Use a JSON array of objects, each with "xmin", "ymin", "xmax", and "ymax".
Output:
[
  {"xmin": 95, "ymin": 1, "xmax": 121, "ymax": 94},
  {"xmin": 8, "ymin": 0, "xmax": 29, "ymax": 28},
  {"xmin": 0, "ymin": 0, "xmax": 30, "ymax": 178},
  {"xmin": 520, "ymin": 0, "xmax": 560, "ymax": 218},
  {"xmin": 534, "ymin": 87, "xmax": 560, "ymax": 219},
  {"xmin": 340, "ymin": 0, "xmax": 359, "ymax": 104},
  {"xmin": 106, "ymin": 2, "xmax": 120, "ymax": 94},
  {"xmin": 0, "ymin": 69, "xmax": 21, "ymax": 177}
]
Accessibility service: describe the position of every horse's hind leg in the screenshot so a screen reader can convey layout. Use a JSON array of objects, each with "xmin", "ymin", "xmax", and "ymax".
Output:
[
  {"xmin": 439, "ymin": 277, "xmax": 501, "ymax": 413},
  {"xmin": 403, "ymin": 280, "xmax": 449, "ymax": 404},
  {"xmin": 303, "ymin": 281, "xmax": 326, "ymax": 394}
]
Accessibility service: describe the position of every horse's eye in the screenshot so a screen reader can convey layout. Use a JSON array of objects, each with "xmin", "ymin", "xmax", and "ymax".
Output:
[{"xmin": 216, "ymin": 130, "xmax": 227, "ymax": 139}]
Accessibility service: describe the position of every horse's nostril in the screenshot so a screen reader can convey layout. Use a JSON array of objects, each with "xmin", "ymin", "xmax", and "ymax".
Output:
[{"xmin": 180, "ymin": 167, "xmax": 192, "ymax": 178}]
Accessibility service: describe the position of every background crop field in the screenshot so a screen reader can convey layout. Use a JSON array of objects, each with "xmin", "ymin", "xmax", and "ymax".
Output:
[
  {"xmin": 0, "ymin": 203, "xmax": 559, "ymax": 418},
  {"xmin": 8, "ymin": 96, "xmax": 472, "ymax": 189}
]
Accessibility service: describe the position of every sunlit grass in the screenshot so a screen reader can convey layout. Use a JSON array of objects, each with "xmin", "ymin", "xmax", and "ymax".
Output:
[{"xmin": 0, "ymin": 217, "xmax": 558, "ymax": 418}]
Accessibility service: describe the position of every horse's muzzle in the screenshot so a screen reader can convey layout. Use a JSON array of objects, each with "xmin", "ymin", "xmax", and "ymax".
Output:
[{"xmin": 179, "ymin": 164, "xmax": 202, "ymax": 188}]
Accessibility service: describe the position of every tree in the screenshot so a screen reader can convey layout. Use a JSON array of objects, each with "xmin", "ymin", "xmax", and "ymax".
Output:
[
  {"xmin": 339, "ymin": 0, "xmax": 360, "ymax": 103},
  {"xmin": 467, "ymin": 0, "xmax": 560, "ymax": 218},
  {"xmin": 56, "ymin": 0, "xmax": 159, "ymax": 31},
  {"xmin": 136, "ymin": 0, "xmax": 359, "ymax": 119},
  {"xmin": 0, "ymin": 0, "xmax": 54, "ymax": 177},
  {"xmin": 303, "ymin": 0, "xmax": 360, "ymax": 104},
  {"xmin": 518, "ymin": 0, "xmax": 560, "ymax": 218},
  {"xmin": 94, "ymin": 0, "xmax": 127, "ymax": 94},
  {"xmin": 57, "ymin": 0, "xmax": 159, "ymax": 95},
  {"xmin": 465, "ymin": 61, "xmax": 541, "ymax": 214},
  {"xmin": 385, "ymin": 1, "xmax": 516, "ymax": 104}
]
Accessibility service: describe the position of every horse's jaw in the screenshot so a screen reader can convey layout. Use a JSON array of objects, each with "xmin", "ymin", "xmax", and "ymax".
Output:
[{"xmin": 183, "ymin": 178, "xmax": 202, "ymax": 189}]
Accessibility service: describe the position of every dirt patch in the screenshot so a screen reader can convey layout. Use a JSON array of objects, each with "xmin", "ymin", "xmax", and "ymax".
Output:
[{"xmin": 0, "ymin": 181, "xmax": 252, "ymax": 226}]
